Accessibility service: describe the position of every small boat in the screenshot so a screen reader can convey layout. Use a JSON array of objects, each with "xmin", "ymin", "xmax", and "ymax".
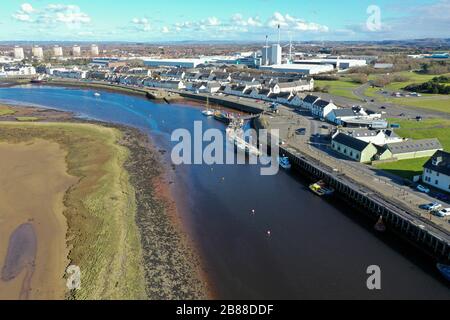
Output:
[
  {"xmin": 94, "ymin": 92, "xmax": 101, "ymax": 97},
  {"xmin": 309, "ymin": 180, "xmax": 335, "ymax": 197},
  {"xmin": 437, "ymin": 264, "xmax": 450, "ymax": 282},
  {"xmin": 277, "ymin": 156, "xmax": 292, "ymax": 170},
  {"xmin": 374, "ymin": 216, "xmax": 386, "ymax": 232},
  {"xmin": 202, "ymin": 109, "xmax": 215, "ymax": 116}
]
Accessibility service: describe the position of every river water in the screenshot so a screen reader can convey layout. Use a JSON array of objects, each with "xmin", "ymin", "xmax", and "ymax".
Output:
[{"xmin": 0, "ymin": 85, "xmax": 449, "ymax": 299}]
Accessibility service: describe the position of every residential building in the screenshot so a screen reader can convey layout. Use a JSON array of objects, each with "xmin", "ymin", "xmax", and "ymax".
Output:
[
  {"xmin": 335, "ymin": 128, "xmax": 404, "ymax": 146},
  {"xmin": 32, "ymin": 46, "xmax": 44, "ymax": 59},
  {"xmin": 53, "ymin": 46, "xmax": 63, "ymax": 57},
  {"xmin": 14, "ymin": 46, "xmax": 24, "ymax": 60},
  {"xmin": 270, "ymin": 79, "xmax": 314, "ymax": 93},
  {"xmin": 423, "ymin": 151, "xmax": 450, "ymax": 193},
  {"xmin": 301, "ymin": 95, "xmax": 320, "ymax": 111},
  {"xmin": 332, "ymin": 133, "xmax": 378, "ymax": 163},
  {"xmin": 91, "ymin": 44, "xmax": 99, "ymax": 56},
  {"xmin": 311, "ymin": 99, "xmax": 338, "ymax": 119},
  {"xmin": 386, "ymin": 139, "xmax": 443, "ymax": 160}
]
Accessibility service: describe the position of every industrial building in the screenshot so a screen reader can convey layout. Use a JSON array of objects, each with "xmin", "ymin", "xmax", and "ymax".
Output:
[
  {"xmin": 262, "ymin": 44, "xmax": 282, "ymax": 66},
  {"xmin": 143, "ymin": 58, "xmax": 206, "ymax": 68},
  {"xmin": 293, "ymin": 58, "xmax": 367, "ymax": 70},
  {"xmin": 259, "ymin": 63, "xmax": 334, "ymax": 75},
  {"xmin": 14, "ymin": 46, "xmax": 24, "ymax": 60}
]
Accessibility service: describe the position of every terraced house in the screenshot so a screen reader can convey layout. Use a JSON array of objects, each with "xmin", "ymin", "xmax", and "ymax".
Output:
[{"xmin": 423, "ymin": 151, "xmax": 450, "ymax": 193}]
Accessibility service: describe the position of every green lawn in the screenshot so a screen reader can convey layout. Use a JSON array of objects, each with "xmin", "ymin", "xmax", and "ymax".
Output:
[
  {"xmin": 315, "ymin": 79, "xmax": 362, "ymax": 101},
  {"xmin": 376, "ymin": 157, "xmax": 429, "ymax": 180},
  {"xmin": 375, "ymin": 118, "xmax": 450, "ymax": 180}
]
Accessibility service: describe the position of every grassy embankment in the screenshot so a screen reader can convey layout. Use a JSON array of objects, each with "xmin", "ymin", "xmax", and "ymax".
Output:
[
  {"xmin": 315, "ymin": 78, "xmax": 362, "ymax": 101},
  {"xmin": 0, "ymin": 105, "xmax": 16, "ymax": 116},
  {"xmin": 0, "ymin": 122, "xmax": 147, "ymax": 300},
  {"xmin": 375, "ymin": 118, "xmax": 450, "ymax": 180},
  {"xmin": 365, "ymin": 71, "xmax": 450, "ymax": 114}
]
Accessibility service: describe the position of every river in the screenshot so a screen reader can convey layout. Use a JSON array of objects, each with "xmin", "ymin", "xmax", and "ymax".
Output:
[{"xmin": 0, "ymin": 85, "xmax": 449, "ymax": 299}]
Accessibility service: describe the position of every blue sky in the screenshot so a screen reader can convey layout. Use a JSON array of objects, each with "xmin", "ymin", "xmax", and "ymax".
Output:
[{"xmin": 1, "ymin": 0, "xmax": 449, "ymax": 41}]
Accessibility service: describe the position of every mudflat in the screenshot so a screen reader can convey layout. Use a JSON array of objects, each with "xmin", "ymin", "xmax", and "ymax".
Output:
[{"xmin": 0, "ymin": 140, "xmax": 77, "ymax": 300}]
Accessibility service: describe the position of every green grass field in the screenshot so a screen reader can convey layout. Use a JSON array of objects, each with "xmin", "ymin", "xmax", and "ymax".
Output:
[
  {"xmin": 315, "ymin": 79, "xmax": 362, "ymax": 101},
  {"xmin": 365, "ymin": 71, "xmax": 450, "ymax": 114},
  {"xmin": 375, "ymin": 118, "xmax": 450, "ymax": 179}
]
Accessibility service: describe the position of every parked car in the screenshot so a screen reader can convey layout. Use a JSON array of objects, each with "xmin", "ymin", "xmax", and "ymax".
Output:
[
  {"xmin": 435, "ymin": 193, "xmax": 449, "ymax": 202},
  {"xmin": 436, "ymin": 208, "xmax": 450, "ymax": 217},
  {"xmin": 296, "ymin": 128, "xmax": 306, "ymax": 135},
  {"xmin": 417, "ymin": 185, "xmax": 430, "ymax": 193},
  {"xmin": 420, "ymin": 203, "xmax": 442, "ymax": 211},
  {"xmin": 416, "ymin": 116, "xmax": 423, "ymax": 121}
]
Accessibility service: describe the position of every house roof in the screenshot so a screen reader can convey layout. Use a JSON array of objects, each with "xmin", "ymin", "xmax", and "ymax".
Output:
[
  {"xmin": 313, "ymin": 99, "xmax": 332, "ymax": 109},
  {"xmin": 387, "ymin": 138, "xmax": 442, "ymax": 154},
  {"xmin": 276, "ymin": 92, "xmax": 292, "ymax": 98},
  {"xmin": 424, "ymin": 150, "xmax": 450, "ymax": 176},
  {"xmin": 332, "ymin": 108, "xmax": 358, "ymax": 118},
  {"xmin": 333, "ymin": 133, "xmax": 371, "ymax": 152},
  {"xmin": 303, "ymin": 95, "xmax": 320, "ymax": 104}
]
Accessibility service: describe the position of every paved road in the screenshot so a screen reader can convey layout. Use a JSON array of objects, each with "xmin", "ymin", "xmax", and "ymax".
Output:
[{"xmin": 264, "ymin": 104, "xmax": 450, "ymax": 233}]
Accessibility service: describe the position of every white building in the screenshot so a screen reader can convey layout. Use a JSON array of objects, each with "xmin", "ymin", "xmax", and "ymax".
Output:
[
  {"xmin": 311, "ymin": 100, "xmax": 338, "ymax": 119},
  {"xmin": 14, "ymin": 46, "xmax": 24, "ymax": 60},
  {"xmin": 91, "ymin": 44, "xmax": 99, "ymax": 56},
  {"xmin": 293, "ymin": 58, "xmax": 367, "ymax": 70},
  {"xmin": 262, "ymin": 44, "xmax": 282, "ymax": 66},
  {"xmin": 73, "ymin": 45, "xmax": 81, "ymax": 57},
  {"xmin": 143, "ymin": 58, "xmax": 205, "ymax": 68},
  {"xmin": 53, "ymin": 46, "xmax": 63, "ymax": 57},
  {"xmin": 32, "ymin": 46, "xmax": 44, "ymax": 59},
  {"xmin": 423, "ymin": 151, "xmax": 450, "ymax": 193},
  {"xmin": 270, "ymin": 79, "xmax": 314, "ymax": 94},
  {"xmin": 48, "ymin": 67, "xmax": 86, "ymax": 79},
  {"xmin": 259, "ymin": 63, "xmax": 334, "ymax": 75},
  {"xmin": 143, "ymin": 79, "xmax": 186, "ymax": 90},
  {"xmin": 334, "ymin": 128, "xmax": 404, "ymax": 147},
  {"xmin": 0, "ymin": 65, "xmax": 36, "ymax": 77}
]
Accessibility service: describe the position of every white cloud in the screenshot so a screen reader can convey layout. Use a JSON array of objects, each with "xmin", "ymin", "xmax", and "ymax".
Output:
[
  {"xmin": 206, "ymin": 16, "xmax": 221, "ymax": 26},
  {"xmin": 12, "ymin": 3, "xmax": 91, "ymax": 27},
  {"xmin": 21, "ymin": 3, "xmax": 34, "ymax": 14},
  {"xmin": 232, "ymin": 14, "xmax": 263, "ymax": 27},
  {"xmin": 268, "ymin": 12, "xmax": 328, "ymax": 32},
  {"xmin": 12, "ymin": 13, "xmax": 32, "ymax": 22},
  {"xmin": 132, "ymin": 17, "xmax": 151, "ymax": 31},
  {"xmin": 162, "ymin": 26, "xmax": 170, "ymax": 33}
]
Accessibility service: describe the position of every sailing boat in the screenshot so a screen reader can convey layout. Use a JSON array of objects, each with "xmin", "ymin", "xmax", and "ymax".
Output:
[
  {"xmin": 202, "ymin": 96, "xmax": 214, "ymax": 116},
  {"xmin": 374, "ymin": 216, "xmax": 386, "ymax": 232}
]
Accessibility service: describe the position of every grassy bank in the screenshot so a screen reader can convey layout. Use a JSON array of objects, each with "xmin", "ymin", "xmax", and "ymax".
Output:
[
  {"xmin": 315, "ymin": 79, "xmax": 362, "ymax": 101},
  {"xmin": 0, "ymin": 122, "xmax": 147, "ymax": 299},
  {"xmin": 375, "ymin": 118, "xmax": 450, "ymax": 180},
  {"xmin": 0, "ymin": 105, "xmax": 16, "ymax": 116}
]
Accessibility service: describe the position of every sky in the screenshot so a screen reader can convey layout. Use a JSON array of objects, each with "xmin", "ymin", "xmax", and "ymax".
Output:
[{"xmin": 0, "ymin": 0, "xmax": 449, "ymax": 42}]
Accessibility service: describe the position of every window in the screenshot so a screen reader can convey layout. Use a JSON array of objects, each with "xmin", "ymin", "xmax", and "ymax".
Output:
[{"xmin": 435, "ymin": 180, "xmax": 439, "ymax": 185}]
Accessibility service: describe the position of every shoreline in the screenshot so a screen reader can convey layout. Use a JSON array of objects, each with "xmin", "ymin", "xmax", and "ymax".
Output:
[{"xmin": 0, "ymin": 104, "xmax": 213, "ymax": 299}]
